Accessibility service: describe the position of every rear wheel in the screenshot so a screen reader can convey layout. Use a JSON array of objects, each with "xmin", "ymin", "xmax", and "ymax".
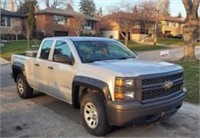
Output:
[
  {"xmin": 81, "ymin": 93, "xmax": 111, "ymax": 136},
  {"xmin": 16, "ymin": 74, "xmax": 33, "ymax": 99}
]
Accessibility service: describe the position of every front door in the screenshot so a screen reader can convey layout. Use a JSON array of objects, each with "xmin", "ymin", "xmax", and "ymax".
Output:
[{"xmin": 48, "ymin": 40, "xmax": 76, "ymax": 103}]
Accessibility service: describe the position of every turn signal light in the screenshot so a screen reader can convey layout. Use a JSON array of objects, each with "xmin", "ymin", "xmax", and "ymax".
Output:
[
  {"xmin": 115, "ymin": 91, "xmax": 125, "ymax": 100},
  {"xmin": 115, "ymin": 78, "xmax": 124, "ymax": 87}
]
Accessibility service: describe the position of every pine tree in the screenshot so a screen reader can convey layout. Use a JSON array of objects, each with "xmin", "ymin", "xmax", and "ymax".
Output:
[
  {"xmin": 79, "ymin": 0, "xmax": 96, "ymax": 16},
  {"xmin": 177, "ymin": 12, "xmax": 182, "ymax": 18}
]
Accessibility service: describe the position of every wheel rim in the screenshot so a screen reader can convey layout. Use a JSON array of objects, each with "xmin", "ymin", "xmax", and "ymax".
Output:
[
  {"xmin": 18, "ymin": 79, "xmax": 24, "ymax": 94},
  {"xmin": 84, "ymin": 102, "xmax": 98, "ymax": 129}
]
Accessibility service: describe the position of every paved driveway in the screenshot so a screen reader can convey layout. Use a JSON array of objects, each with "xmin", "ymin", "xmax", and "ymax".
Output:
[
  {"xmin": 0, "ymin": 62, "xmax": 199, "ymax": 137},
  {"xmin": 138, "ymin": 46, "xmax": 200, "ymax": 61}
]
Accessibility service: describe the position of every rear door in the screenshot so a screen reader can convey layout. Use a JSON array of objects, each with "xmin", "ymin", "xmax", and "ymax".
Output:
[
  {"xmin": 34, "ymin": 39, "xmax": 54, "ymax": 93},
  {"xmin": 48, "ymin": 40, "xmax": 76, "ymax": 103}
]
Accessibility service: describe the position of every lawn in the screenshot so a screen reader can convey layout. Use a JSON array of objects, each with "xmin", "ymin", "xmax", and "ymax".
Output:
[
  {"xmin": 174, "ymin": 61, "xmax": 199, "ymax": 104},
  {"xmin": 158, "ymin": 37, "xmax": 200, "ymax": 46},
  {"xmin": 121, "ymin": 40, "xmax": 167, "ymax": 52},
  {"xmin": 1, "ymin": 40, "xmax": 41, "ymax": 60}
]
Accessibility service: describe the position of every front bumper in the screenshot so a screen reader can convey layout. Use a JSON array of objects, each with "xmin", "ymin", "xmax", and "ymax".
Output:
[{"xmin": 106, "ymin": 91, "xmax": 186, "ymax": 126}]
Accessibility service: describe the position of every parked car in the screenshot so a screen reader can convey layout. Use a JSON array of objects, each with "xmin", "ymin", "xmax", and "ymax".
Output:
[
  {"xmin": 172, "ymin": 34, "xmax": 183, "ymax": 39},
  {"xmin": 11, "ymin": 37, "xmax": 186, "ymax": 136}
]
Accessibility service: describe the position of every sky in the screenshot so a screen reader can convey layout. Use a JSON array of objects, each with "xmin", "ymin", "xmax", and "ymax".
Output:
[{"xmin": 71, "ymin": 0, "xmax": 200, "ymax": 17}]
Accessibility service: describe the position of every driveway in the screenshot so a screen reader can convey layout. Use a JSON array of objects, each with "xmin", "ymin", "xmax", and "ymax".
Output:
[
  {"xmin": 0, "ymin": 62, "xmax": 200, "ymax": 137},
  {"xmin": 138, "ymin": 46, "xmax": 200, "ymax": 61}
]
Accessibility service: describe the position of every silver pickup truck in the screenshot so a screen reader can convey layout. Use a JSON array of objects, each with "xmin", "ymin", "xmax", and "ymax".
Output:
[{"xmin": 11, "ymin": 37, "xmax": 186, "ymax": 136}]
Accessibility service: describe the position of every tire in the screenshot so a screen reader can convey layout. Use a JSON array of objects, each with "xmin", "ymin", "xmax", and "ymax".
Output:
[
  {"xmin": 81, "ymin": 93, "xmax": 111, "ymax": 136},
  {"xmin": 16, "ymin": 74, "xmax": 33, "ymax": 99}
]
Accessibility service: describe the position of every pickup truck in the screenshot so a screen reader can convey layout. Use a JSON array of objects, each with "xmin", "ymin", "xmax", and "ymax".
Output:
[{"xmin": 11, "ymin": 37, "xmax": 186, "ymax": 136}]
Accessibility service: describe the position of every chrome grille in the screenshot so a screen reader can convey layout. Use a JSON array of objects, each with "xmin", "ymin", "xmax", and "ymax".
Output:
[
  {"xmin": 142, "ymin": 83, "xmax": 182, "ymax": 100},
  {"xmin": 142, "ymin": 73, "xmax": 183, "ymax": 86}
]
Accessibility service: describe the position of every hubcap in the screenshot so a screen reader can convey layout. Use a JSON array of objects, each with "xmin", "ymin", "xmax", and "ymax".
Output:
[
  {"xmin": 84, "ymin": 102, "xmax": 98, "ymax": 129},
  {"xmin": 18, "ymin": 79, "xmax": 24, "ymax": 94}
]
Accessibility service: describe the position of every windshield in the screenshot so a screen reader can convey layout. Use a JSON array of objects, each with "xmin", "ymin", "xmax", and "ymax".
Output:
[{"xmin": 73, "ymin": 40, "xmax": 136, "ymax": 63}]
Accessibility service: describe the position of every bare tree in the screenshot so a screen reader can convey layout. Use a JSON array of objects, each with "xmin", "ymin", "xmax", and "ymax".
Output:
[
  {"xmin": 71, "ymin": 15, "xmax": 86, "ymax": 36},
  {"xmin": 11, "ymin": 25, "xmax": 22, "ymax": 40},
  {"xmin": 41, "ymin": 0, "xmax": 68, "ymax": 8},
  {"xmin": 111, "ymin": 12, "xmax": 136, "ymax": 46},
  {"xmin": 1, "ymin": 0, "xmax": 9, "ymax": 9},
  {"xmin": 182, "ymin": 0, "xmax": 199, "ymax": 61}
]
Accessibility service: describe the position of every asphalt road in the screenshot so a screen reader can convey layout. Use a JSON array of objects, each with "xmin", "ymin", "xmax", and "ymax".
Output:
[{"xmin": 0, "ymin": 63, "xmax": 200, "ymax": 137}]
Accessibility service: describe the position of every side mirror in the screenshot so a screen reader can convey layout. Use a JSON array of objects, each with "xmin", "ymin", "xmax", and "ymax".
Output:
[{"xmin": 54, "ymin": 54, "xmax": 74, "ymax": 65}]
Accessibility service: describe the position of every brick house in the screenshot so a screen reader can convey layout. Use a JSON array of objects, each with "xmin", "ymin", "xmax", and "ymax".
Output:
[
  {"xmin": 100, "ymin": 13, "xmax": 155, "ymax": 41},
  {"xmin": 35, "ymin": 8, "xmax": 99, "ymax": 37},
  {"xmin": 0, "ymin": 9, "xmax": 25, "ymax": 40}
]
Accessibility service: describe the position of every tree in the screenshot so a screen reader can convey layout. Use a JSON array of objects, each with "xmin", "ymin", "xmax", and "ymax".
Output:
[
  {"xmin": 96, "ymin": 7, "xmax": 103, "ymax": 18},
  {"xmin": 159, "ymin": 0, "xmax": 170, "ymax": 16},
  {"xmin": 0, "ymin": 0, "xmax": 8, "ymax": 9},
  {"xmin": 42, "ymin": 0, "xmax": 68, "ymax": 8},
  {"xmin": 177, "ymin": 12, "xmax": 183, "ymax": 18},
  {"xmin": 79, "ymin": 0, "xmax": 96, "ymax": 17},
  {"xmin": 111, "ymin": 12, "xmax": 136, "ymax": 46},
  {"xmin": 71, "ymin": 14, "xmax": 86, "ymax": 36},
  {"xmin": 182, "ymin": 0, "xmax": 199, "ymax": 61}
]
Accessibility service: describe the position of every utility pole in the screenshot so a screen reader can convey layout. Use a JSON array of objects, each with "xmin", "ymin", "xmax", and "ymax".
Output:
[{"xmin": 153, "ymin": 0, "xmax": 160, "ymax": 46}]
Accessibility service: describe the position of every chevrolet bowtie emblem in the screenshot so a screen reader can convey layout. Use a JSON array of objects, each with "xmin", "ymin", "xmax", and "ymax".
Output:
[{"xmin": 164, "ymin": 81, "xmax": 173, "ymax": 90}]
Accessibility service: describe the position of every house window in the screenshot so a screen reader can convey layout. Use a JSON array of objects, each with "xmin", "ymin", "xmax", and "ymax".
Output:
[
  {"xmin": 173, "ymin": 22, "xmax": 177, "ymax": 27},
  {"xmin": 166, "ymin": 21, "xmax": 170, "ymax": 27},
  {"xmin": 1, "ymin": 16, "xmax": 11, "ymax": 27},
  {"xmin": 85, "ymin": 20, "xmax": 93, "ymax": 29},
  {"xmin": 53, "ymin": 15, "xmax": 68, "ymax": 25}
]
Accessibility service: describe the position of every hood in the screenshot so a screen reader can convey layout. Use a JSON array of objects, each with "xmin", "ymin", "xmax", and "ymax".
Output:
[{"xmin": 89, "ymin": 59, "xmax": 183, "ymax": 77}]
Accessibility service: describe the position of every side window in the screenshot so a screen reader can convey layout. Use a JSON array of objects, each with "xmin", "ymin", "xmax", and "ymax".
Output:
[
  {"xmin": 40, "ymin": 40, "xmax": 53, "ymax": 60},
  {"xmin": 53, "ymin": 40, "xmax": 73, "ymax": 62}
]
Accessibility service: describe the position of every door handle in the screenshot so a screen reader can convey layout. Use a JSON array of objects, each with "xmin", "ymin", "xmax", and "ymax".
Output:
[
  {"xmin": 35, "ymin": 63, "xmax": 40, "ymax": 66},
  {"xmin": 48, "ymin": 66, "xmax": 54, "ymax": 70}
]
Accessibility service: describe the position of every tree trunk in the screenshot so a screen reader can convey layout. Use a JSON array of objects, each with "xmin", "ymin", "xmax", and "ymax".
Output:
[
  {"xmin": 183, "ymin": 43, "xmax": 196, "ymax": 61},
  {"xmin": 125, "ymin": 35, "xmax": 128, "ymax": 46},
  {"xmin": 15, "ymin": 34, "xmax": 18, "ymax": 40}
]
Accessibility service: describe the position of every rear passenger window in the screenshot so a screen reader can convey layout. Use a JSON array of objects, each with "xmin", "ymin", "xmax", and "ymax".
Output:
[{"xmin": 40, "ymin": 40, "xmax": 53, "ymax": 60}]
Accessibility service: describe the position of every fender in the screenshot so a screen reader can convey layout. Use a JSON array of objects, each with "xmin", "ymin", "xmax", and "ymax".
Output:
[
  {"xmin": 72, "ymin": 76, "xmax": 112, "ymax": 107},
  {"xmin": 12, "ymin": 62, "xmax": 25, "ymax": 81}
]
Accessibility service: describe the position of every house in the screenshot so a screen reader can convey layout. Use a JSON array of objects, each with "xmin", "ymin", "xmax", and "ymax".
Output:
[
  {"xmin": 35, "ymin": 8, "xmax": 99, "ymax": 37},
  {"xmin": 0, "ymin": 9, "xmax": 25, "ymax": 40},
  {"xmin": 159, "ymin": 16, "xmax": 184, "ymax": 37},
  {"xmin": 100, "ymin": 13, "xmax": 155, "ymax": 41}
]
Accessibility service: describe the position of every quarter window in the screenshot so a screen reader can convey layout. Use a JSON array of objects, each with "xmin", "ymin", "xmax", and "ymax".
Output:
[
  {"xmin": 40, "ymin": 40, "xmax": 53, "ymax": 60},
  {"xmin": 1, "ymin": 16, "xmax": 11, "ymax": 27}
]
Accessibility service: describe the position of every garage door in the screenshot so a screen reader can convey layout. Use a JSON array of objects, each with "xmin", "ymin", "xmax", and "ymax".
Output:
[{"xmin": 54, "ymin": 31, "xmax": 68, "ymax": 36}]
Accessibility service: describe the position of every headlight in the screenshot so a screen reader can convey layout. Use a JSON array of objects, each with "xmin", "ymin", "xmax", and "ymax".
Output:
[{"xmin": 114, "ymin": 77, "xmax": 136, "ymax": 100}]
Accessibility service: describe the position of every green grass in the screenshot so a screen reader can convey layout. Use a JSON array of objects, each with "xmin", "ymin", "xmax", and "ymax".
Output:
[
  {"xmin": 158, "ymin": 37, "xmax": 200, "ymax": 46},
  {"xmin": 120, "ymin": 40, "xmax": 168, "ymax": 52},
  {"xmin": 158, "ymin": 38, "xmax": 185, "ymax": 46},
  {"xmin": 174, "ymin": 61, "xmax": 199, "ymax": 104},
  {"xmin": 1, "ymin": 40, "xmax": 41, "ymax": 60}
]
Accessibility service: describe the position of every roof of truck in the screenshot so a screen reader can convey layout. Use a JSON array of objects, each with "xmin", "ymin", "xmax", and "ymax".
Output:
[{"xmin": 45, "ymin": 37, "xmax": 116, "ymax": 42}]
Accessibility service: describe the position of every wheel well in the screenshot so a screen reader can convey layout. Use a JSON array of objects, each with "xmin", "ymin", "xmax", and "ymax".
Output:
[
  {"xmin": 12, "ymin": 68, "xmax": 23, "ymax": 82},
  {"xmin": 72, "ymin": 85, "xmax": 105, "ymax": 109}
]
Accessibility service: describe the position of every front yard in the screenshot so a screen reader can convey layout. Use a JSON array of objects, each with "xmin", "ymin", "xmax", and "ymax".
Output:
[
  {"xmin": 175, "ymin": 61, "xmax": 199, "ymax": 104},
  {"xmin": 1, "ymin": 40, "xmax": 167, "ymax": 60}
]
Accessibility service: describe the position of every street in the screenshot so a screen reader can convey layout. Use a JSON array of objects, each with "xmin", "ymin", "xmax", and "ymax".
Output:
[{"xmin": 0, "ymin": 47, "xmax": 200, "ymax": 137}]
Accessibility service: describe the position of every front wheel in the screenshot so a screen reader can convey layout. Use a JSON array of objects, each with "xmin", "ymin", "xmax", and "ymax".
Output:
[
  {"xmin": 81, "ymin": 93, "xmax": 111, "ymax": 136},
  {"xmin": 16, "ymin": 74, "xmax": 33, "ymax": 99}
]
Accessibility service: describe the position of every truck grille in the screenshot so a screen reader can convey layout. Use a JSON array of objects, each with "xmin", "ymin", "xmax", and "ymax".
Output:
[
  {"xmin": 142, "ymin": 83, "xmax": 182, "ymax": 100},
  {"xmin": 141, "ymin": 72, "xmax": 183, "ymax": 101},
  {"xmin": 142, "ymin": 73, "xmax": 183, "ymax": 86}
]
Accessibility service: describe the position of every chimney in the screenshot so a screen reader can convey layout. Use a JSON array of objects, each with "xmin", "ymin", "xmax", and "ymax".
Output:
[{"xmin": 10, "ymin": 0, "xmax": 15, "ymax": 12}]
